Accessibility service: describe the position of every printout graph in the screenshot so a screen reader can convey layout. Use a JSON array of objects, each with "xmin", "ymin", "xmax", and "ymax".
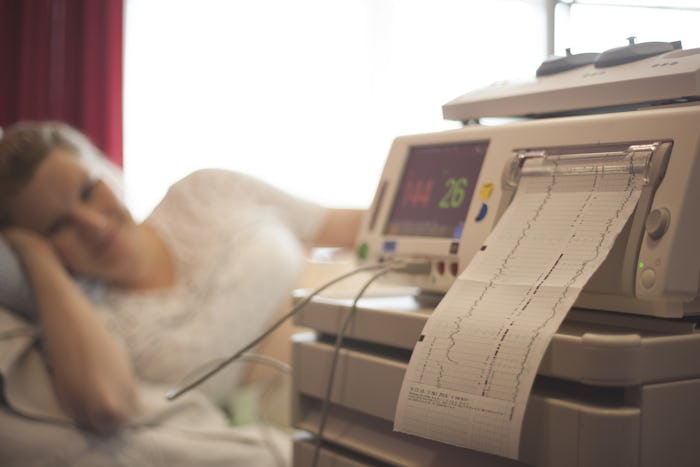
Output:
[{"xmin": 394, "ymin": 149, "xmax": 650, "ymax": 459}]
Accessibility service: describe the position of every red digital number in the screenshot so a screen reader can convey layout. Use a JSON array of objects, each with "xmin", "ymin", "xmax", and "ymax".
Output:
[{"xmin": 401, "ymin": 178, "xmax": 434, "ymax": 208}]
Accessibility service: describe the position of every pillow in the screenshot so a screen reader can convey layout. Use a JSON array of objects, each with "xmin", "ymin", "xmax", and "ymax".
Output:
[
  {"xmin": 0, "ymin": 236, "xmax": 103, "ymax": 321},
  {"xmin": 0, "ymin": 236, "xmax": 37, "ymax": 320}
]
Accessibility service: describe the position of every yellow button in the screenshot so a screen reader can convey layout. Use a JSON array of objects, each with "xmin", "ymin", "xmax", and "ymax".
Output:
[{"xmin": 480, "ymin": 183, "xmax": 494, "ymax": 201}]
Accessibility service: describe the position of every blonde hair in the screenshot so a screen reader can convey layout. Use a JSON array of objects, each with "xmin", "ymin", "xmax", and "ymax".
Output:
[{"xmin": 0, "ymin": 121, "xmax": 124, "ymax": 225}]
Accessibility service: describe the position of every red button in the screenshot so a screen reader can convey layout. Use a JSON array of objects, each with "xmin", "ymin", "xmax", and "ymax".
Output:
[
  {"xmin": 437, "ymin": 261, "xmax": 445, "ymax": 275},
  {"xmin": 450, "ymin": 262, "xmax": 459, "ymax": 276}
]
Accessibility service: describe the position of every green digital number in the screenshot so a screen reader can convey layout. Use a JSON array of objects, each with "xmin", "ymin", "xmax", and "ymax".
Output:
[{"xmin": 439, "ymin": 177, "xmax": 468, "ymax": 208}]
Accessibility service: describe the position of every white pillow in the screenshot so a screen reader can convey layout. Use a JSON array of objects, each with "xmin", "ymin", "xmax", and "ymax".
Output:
[
  {"xmin": 0, "ymin": 236, "xmax": 36, "ymax": 320},
  {"xmin": 0, "ymin": 236, "xmax": 104, "ymax": 321}
]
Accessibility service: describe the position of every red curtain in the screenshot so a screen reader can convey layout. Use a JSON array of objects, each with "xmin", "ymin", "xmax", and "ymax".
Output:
[{"xmin": 0, "ymin": 0, "xmax": 124, "ymax": 166}]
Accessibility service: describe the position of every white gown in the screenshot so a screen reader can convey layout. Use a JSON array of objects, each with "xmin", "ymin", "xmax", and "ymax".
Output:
[{"xmin": 0, "ymin": 169, "xmax": 325, "ymax": 466}]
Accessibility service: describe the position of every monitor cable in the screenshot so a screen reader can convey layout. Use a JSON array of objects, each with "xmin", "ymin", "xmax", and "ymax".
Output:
[
  {"xmin": 166, "ymin": 262, "xmax": 395, "ymax": 401},
  {"xmin": 310, "ymin": 265, "xmax": 396, "ymax": 467}
]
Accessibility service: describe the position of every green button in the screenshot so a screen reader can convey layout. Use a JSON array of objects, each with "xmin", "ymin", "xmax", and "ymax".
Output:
[{"xmin": 357, "ymin": 242, "xmax": 369, "ymax": 260}]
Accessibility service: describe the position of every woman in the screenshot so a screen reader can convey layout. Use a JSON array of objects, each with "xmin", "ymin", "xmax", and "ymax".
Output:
[{"xmin": 0, "ymin": 121, "xmax": 363, "ymax": 438}]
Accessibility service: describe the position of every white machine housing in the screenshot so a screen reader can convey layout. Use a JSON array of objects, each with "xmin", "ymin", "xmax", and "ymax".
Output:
[
  {"xmin": 356, "ymin": 46, "xmax": 700, "ymax": 319},
  {"xmin": 293, "ymin": 41, "xmax": 700, "ymax": 467}
]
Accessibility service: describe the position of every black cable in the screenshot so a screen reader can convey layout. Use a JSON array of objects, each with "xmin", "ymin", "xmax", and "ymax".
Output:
[
  {"xmin": 237, "ymin": 354, "xmax": 291, "ymax": 467},
  {"xmin": 165, "ymin": 263, "xmax": 392, "ymax": 401},
  {"xmin": 0, "ymin": 327, "xmax": 38, "ymax": 340},
  {"xmin": 310, "ymin": 266, "xmax": 395, "ymax": 467}
]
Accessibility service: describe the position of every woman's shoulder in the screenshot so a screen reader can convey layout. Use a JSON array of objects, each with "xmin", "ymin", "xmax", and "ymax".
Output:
[
  {"xmin": 175, "ymin": 168, "xmax": 242, "ymax": 185},
  {"xmin": 166, "ymin": 169, "xmax": 272, "ymax": 203},
  {"xmin": 146, "ymin": 169, "xmax": 259, "ymax": 237},
  {"xmin": 150, "ymin": 168, "xmax": 325, "ymax": 241},
  {"xmin": 154, "ymin": 169, "xmax": 238, "ymax": 212}
]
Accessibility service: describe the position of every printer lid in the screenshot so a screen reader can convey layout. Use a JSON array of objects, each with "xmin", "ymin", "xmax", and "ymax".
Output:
[{"xmin": 443, "ymin": 39, "xmax": 700, "ymax": 122}]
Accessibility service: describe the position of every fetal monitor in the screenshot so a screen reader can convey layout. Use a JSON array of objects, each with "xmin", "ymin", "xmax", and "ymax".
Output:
[
  {"xmin": 291, "ymin": 40, "xmax": 700, "ymax": 467},
  {"xmin": 355, "ymin": 41, "xmax": 700, "ymax": 318}
]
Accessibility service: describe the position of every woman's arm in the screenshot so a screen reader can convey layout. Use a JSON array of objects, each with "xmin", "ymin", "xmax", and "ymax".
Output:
[
  {"xmin": 3, "ymin": 229, "xmax": 138, "ymax": 433},
  {"xmin": 313, "ymin": 208, "xmax": 365, "ymax": 248},
  {"xmin": 164, "ymin": 170, "xmax": 366, "ymax": 247}
]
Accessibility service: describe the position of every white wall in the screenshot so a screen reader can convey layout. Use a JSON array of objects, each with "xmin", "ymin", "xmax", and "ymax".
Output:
[
  {"xmin": 124, "ymin": 0, "xmax": 547, "ymax": 220},
  {"xmin": 554, "ymin": 2, "xmax": 700, "ymax": 56}
]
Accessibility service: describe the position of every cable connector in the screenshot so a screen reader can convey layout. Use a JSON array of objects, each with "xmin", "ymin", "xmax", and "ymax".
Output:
[{"xmin": 389, "ymin": 259, "xmax": 432, "ymax": 275}]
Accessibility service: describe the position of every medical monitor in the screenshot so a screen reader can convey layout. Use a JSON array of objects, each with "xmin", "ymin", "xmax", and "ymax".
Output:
[
  {"xmin": 355, "ymin": 45, "xmax": 700, "ymax": 315},
  {"xmin": 384, "ymin": 142, "xmax": 487, "ymax": 239},
  {"xmin": 355, "ymin": 133, "xmax": 516, "ymax": 293},
  {"xmin": 356, "ymin": 104, "xmax": 700, "ymax": 316}
]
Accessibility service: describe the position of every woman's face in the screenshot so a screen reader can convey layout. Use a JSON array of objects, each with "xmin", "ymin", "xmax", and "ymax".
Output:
[{"xmin": 7, "ymin": 147, "xmax": 138, "ymax": 282}]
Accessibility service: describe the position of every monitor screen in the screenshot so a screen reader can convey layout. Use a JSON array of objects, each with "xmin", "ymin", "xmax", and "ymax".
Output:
[{"xmin": 384, "ymin": 140, "xmax": 488, "ymax": 238}]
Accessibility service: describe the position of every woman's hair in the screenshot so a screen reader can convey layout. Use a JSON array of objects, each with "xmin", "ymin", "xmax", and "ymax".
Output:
[
  {"xmin": 0, "ymin": 121, "xmax": 77, "ymax": 225},
  {"xmin": 0, "ymin": 121, "xmax": 124, "ymax": 226}
]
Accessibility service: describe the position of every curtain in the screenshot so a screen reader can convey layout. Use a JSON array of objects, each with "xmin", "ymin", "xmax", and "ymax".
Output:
[{"xmin": 0, "ymin": 0, "xmax": 124, "ymax": 166}]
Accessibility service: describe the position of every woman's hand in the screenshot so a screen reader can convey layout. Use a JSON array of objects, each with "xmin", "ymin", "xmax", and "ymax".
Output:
[
  {"xmin": 3, "ymin": 227, "xmax": 139, "ymax": 433},
  {"xmin": 313, "ymin": 208, "xmax": 365, "ymax": 248},
  {"xmin": 3, "ymin": 226, "xmax": 60, "ymax": 267}
]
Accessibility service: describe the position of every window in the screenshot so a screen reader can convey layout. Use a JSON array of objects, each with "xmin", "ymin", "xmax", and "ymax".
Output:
[
  {"xmin": 124, "ymin": 0, "xmax": 546, "ymax": 220},
  {"xmin": 554, "ymin": 1, "xmax": 700, "ymax": 55}
]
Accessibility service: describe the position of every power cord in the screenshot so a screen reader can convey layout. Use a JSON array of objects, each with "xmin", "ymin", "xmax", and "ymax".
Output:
[
  {"xmin": 0, "ymin": 327, "xmax": 38, "ymax": 340},
  {"xmin": 238, "ymin": 354, "xmax": 292, "ymax": 467},
  {"xmin": 165, "ymin": 262, "xmax": 395, "ymax": 401},
  {"xmin": 310, "ymin": 265, "xmax": 395, "ymax": 467},
  {"xmin": 165, "ymin": 258, "xmax": 430, "ymax": 466}
]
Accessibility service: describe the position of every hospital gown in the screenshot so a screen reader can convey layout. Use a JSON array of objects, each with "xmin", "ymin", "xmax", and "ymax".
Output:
[
  {"xmin": 99, "ymin": 169, "xmax": 325, "ymax": 402},
  {"xmin": 0, "ymin": 169, "xmax": 325, "ymax": 466}
]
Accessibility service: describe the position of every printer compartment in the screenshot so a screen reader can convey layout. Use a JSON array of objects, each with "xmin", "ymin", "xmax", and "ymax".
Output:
[{"xmin": 291, "ymin": 296, "xmax": 700, "ymax": 467}]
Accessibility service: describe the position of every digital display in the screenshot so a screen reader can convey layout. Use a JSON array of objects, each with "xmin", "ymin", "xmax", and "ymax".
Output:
[{"xmin": 384, "ymin": 141, "xmax": 488, "ymax": 238}]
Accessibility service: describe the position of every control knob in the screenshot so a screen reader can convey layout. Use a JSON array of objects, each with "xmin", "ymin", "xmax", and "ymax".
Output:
[
  {"xmin": 536, "ymin": 48, "xmax": 599, "ymax": 77},
  {"xmin": 595, "ymin": 37, "xmax": 682, "ymax": 68}
]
